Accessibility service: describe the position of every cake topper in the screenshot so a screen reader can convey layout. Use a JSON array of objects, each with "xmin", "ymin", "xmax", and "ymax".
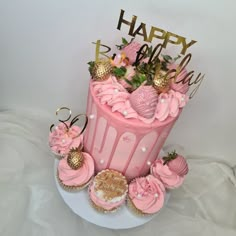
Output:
[
  {"xmin": 89, "ymin": 39, "xmax": 204, "ymax": 98},
  {"xmin": 117, "ymin": 9, "xmax": 197, "ymax": 55},
  {"xmin": 50, "ymin": 107, "xmax": 88, "ymax": 138},
  {"xmin": 88, "ymin": 9, "xmax": 204, "ymax": 104}
]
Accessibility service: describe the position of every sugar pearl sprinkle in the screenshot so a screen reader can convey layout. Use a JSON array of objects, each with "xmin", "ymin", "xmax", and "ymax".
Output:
[
  {"xmin": 154, "ymin": 193, "xmax": 159, "ymax": 198},
  {"xmin": 114, "ymin": 88, "xmax": 119, "ymax": 94},
  {"xmin": 62, "ymin": 139, "xmax": 65, "ymax": 143},
  {"xmin": 137, "ymin": 193, "xmax": 142, "ymax": 198},
  {"xmin": 55, "ymin": 126, "xmax": 58, "ymax": 130},
  {"xmin": 89, "ymin": 114, "xmax": 95, "ymax": 119},
  {"xmin": 147, "ymin": 161, "xmax": 151, "ymax": 166},
  {"xmin": 181, "ymin": 96, "xmax": 185, "ymax": 101},
  {"xmin": 141, "ymin": 147, "xmax": 147, "ymax": 152},
  {"xmin": 123, "ymin": 110, "xmax": 128, "ymax": 116},
  {"xmin": 100, "ymin": 159, "xmax": 104, "ymax": 164},
  {"xmin": 160, "ymin": 98, "xmax": 165, "ymax": 103}
]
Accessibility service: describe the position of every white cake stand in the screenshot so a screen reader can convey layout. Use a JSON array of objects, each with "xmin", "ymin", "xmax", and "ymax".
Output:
[{"xmin": 54, "ymin": 158, "xmax": 170, "ymax": 229}]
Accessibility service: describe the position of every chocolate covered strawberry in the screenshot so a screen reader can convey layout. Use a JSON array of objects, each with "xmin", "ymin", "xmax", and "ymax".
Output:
[
  {"xmin": 163, "ymin": 151, "xmax": 188, "ymax": 177},
  {"xmin": 129, "ymin": 85, "xmax": 158, "ymax": 119},
  {"xmin": 122, "ymin": 41, "xmax": 141, "ymax": 65}
]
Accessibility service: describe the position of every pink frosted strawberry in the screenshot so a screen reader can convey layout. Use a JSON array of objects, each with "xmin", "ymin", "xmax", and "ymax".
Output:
[
  {"xmin": 163, "ymin": 151, "xmax": 188, "ymax": 177},
  {"xmin": 122, "ymin": 41, "xmax": 141, "ymax": 64},
  {"xmin": 129, "ymin": 85, "xmax": 158, "ymax": 119}
]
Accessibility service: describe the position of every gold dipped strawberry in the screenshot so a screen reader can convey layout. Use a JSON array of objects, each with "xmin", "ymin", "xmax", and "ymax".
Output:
[
  {"xmin": 153, "ymin": 70, "xmax": 170, "ymax": 94},
  {"xmin": 67, "ymin": 148, "xmax": 84, "ymax": 170},
  {"xmin": 92, "ymin": 60, "xmax": 113, "ymax": 81}
]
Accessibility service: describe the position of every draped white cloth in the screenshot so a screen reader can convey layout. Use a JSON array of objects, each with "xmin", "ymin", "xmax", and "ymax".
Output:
[{"xmin": 0, "ymin": 109, "xmax": 236, "ymax": 236}]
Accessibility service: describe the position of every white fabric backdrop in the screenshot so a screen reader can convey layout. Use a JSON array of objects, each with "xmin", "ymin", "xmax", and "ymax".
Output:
[{"xmin": 0, "ymin": 110, "xmax": 236, "ymax": 235}]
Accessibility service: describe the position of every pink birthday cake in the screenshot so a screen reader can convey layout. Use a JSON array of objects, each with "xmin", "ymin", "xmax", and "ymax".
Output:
[
  {"xmin": 49, "ymin": 10, "xmax": 204, "ymax": 218},
  {"xmin": 83, "ymin": 38, "xmax": 190, "ymax": 181}
]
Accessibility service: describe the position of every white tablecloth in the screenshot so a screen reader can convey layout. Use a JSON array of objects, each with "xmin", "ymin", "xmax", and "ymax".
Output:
[{"xmin": 0, "ymin": 110, "xmax": 235, "ymax": 236}]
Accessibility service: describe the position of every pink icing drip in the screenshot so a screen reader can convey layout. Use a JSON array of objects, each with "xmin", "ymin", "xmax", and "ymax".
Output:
[
  {"xmin": 89, "ymin": 182, "xmax": 126, "ymax": 210},
  {"xmin": 150, "ymin": 159, "xmax": 185, "ymax": 189},
  {"xmin": 84, "ymin": 81, "xmax": 180, "ymax": 180},
  {"xmin": 58, "ymin": 152, "xmax": 94, "ymax": 186},
  {"xmin": 128, "ymin": 175, "xmax": 165, "ymax": 214}
]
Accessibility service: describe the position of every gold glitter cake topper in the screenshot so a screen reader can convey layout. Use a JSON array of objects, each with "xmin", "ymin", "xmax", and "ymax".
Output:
[
  {"xmin": 88, "ymin": 9, "xmax": 205, "ymax": 99},
  {"xmin": 117, "ymin": 9, "xmax": 197, "ymax": 55},
  {"xmin": 50, "ymin": 107, "xmax": 88, "ymax": 138},
  {"xmin": 95, "ymin": 170, "xmax": 128, "ymax": 201}
]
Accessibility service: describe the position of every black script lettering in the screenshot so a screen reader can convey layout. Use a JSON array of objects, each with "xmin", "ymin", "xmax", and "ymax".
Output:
[
  {"xmin": 148, "ymin": 43, "xmax": 163, "ymax": 65},
  {"xmin": 133, "ymin": 44, "xmax": 149, "ymax": 66},
  {"xmin": 189, "ymin": 73, "xmax": 205, "ymax": 98}
]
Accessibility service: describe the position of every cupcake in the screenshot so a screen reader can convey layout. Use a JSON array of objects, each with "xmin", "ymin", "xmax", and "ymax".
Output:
[
  {"xmin": 127, "ymin": 175, "xmax": 166, "ymax": 215},
  {"xmin": 89, "ymin": 169, "xmax": 128, "ymax": 213},
  {"xmin": 150, "ymin": 151, "xmax": 188, "ymax": 189},
  {"xmin": 57, "ymin": 148, "xmax": 94, "ymax": 191},
  {"xmin": 49, "ymin": 122, "xmax": 83, "ymax": 157}
]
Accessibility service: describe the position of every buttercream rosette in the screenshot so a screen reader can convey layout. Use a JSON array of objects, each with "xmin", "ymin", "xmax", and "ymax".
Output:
[
  {"xmin": 150, "ymin": 158, "xmax": 186, "ymax": 189},
  {"xmin": 57, "ymin": 152, "xmax": 94, "ymax": 191},
  {"xmin": 92, "ymin": 76, "xmax": 189, "ymax": 124},
  {"xmin": 128, "ymin": 175, "xmax": 166, "ymax": 215},
  {"xmin": 49, "ymin": 122, "xmax": 83, "ymax": 157}
]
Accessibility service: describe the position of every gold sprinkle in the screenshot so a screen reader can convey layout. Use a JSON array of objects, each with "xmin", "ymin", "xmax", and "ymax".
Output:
[{"xmin": 94, "ymin": 170, "xmax": 128, "ymax": 201}]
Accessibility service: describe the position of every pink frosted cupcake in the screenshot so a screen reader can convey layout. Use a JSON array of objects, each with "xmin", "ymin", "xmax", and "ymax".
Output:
[
  {"xmin": 150, "ymin": 151, "xmax": 188, "ymax": 189},
  {"xmin": 128, "ymin": 175, "xmax": 166, "ymax": 215},
  {"xmin": 89, "ymin": 170, "xmax": 128, "ymax": 213},
  {"xmin": 57, "ymin": 148, "xmax": 94, "ymax": 191},
  {"xmin": 49, "ymin": 122, "xmax": 83, "ymax": 157}
]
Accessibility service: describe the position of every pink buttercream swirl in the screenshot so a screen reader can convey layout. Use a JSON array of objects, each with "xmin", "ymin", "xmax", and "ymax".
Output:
[
  {"xmin": 150, "ymin": 159, "xmax": 185, "ymax": 189},
  {"xmin": 155, "ymin": 90, "xmax": 189, "ymax": 121},
  {"xmin": 128, "ymin": 175, "xmax": 166, "ymax": 214},
  {"xmin": 93, "ymin": 76, "xmax": 138, "ymax": 119},
  {"xmin": 92, "ymin": 77, "xmax": 189, "ymax": 123},
  {"xmin": 49, "ymin": 122, "xmax": 83, "ymax": 156},
  {"xmin": 58, "ymin": 152, "xmax": 94, "ymax": 186}
]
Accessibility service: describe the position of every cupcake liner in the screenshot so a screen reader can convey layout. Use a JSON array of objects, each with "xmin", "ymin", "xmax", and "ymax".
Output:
[
  {"xmin": 127, "ymin": 175, "xmax": 165, "ymax": 216},
  {"xmin": 126, "ymin": 196, "xmax": 150, "ymax": 216},
  {"xmin": 89, "ymin": 197, "xmax": 118, "ymax": 213},
  {"xmin": 57, "ymin": 171, "xmax": 93, "ymax": 192}
]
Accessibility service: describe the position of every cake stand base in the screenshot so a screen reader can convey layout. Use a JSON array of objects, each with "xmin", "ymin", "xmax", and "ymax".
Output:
[{"xmin": 54, "ymin": 154, "xmax": 170, "ymax": 229}]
